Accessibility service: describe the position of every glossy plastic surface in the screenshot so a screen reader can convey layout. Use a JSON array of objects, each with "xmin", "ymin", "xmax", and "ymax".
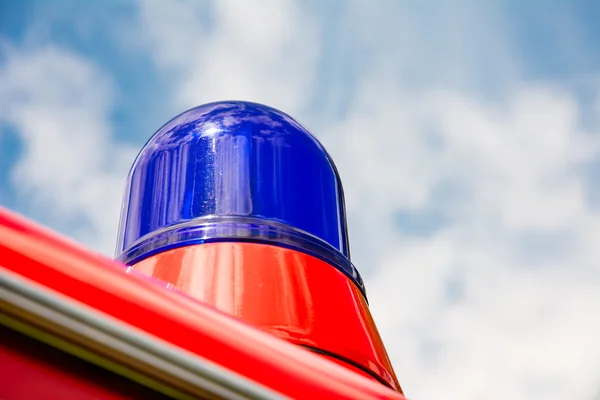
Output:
[
  {"xmin": 115, "ymin": 101, "xmax": 363, "ymax": 294},
  {"xmin": 0, "ymin": 207, "xmax": 405, "ymax": 399},
  {"xmin": 133, "ymin": 242, "xmax": 399, "ymax": 390}
]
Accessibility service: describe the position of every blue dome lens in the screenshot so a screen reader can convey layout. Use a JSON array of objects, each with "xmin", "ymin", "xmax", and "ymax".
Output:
[{"xmin": 116, "ymin": 101, "xmax": 364, "ymax": 295}]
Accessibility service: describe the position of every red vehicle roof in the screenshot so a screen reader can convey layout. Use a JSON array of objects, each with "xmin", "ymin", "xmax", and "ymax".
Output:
[{"xmin": 0, "ymin": 207, "xmax": 406, "ymax": 399}]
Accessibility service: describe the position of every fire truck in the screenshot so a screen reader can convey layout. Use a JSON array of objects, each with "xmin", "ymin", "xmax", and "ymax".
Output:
[{"xmin": 0, "ymin": 101, "xmax": 406, "ymax": 399}]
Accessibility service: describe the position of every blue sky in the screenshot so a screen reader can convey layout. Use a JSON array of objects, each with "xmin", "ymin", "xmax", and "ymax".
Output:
[{"xmin": 2, "ymin": 1, "xmax": 600, "ymax": 399}]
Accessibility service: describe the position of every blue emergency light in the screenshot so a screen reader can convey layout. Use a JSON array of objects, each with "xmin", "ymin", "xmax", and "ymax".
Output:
[{"xmin": 115, "ymin": 101, "xmax": 364, "ymax": 295}]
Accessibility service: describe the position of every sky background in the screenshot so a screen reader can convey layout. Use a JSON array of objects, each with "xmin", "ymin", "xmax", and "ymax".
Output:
[{"xmin": 1, "ymin": 1, "xmax": 600, "ymax": 399}]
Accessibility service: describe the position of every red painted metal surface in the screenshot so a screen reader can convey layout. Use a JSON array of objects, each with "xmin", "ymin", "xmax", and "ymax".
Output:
[
  {"xmin": 0, "ymin": 207, "xmax": 406, "ymax": 400},
  {"xmin": 133, "ymin": 243, "xmax": 399, "ymax": 390},
  {"xmin": 0, "ymin": 326, "xmax": 166, "ymax": 400}
]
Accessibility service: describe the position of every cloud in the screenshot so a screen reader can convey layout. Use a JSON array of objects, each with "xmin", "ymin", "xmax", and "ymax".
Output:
[
  {"xmin": 1, "ymin": 1, "xmax": 600, "ymax": 399},
  {"xmin": 134, "ymin": 0, "xmax": 320, "ymax": 114},
  {"xmin": 321, "ymin": 64, "xmax": 600, "ymax": 400},
  {"xmin": 0, "ymin": 44, "xmax": 136, "ymax": 254}
]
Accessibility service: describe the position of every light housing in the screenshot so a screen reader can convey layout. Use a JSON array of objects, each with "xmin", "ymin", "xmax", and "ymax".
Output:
[{"xmin": 114, "ymin": 101, "xmax": 401, "ymax": 391}]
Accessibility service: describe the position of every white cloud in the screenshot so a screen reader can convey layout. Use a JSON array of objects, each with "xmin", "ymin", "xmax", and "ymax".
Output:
[
  {"xmin": 0, "ymin": 44, "xmax": 136, "ymax": 254},
  {"xmin": 2, "ymin": 1, "xmax": 600, "ymax": 400},
  {"xmin": 134, "ymin": 0, "xmax": 320, "ymax": 114}
]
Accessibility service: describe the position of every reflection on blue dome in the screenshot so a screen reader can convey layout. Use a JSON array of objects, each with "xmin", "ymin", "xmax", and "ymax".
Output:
[{"xmin": 115, "ymin": 101, "xmax": 364, "ymax": 295}]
